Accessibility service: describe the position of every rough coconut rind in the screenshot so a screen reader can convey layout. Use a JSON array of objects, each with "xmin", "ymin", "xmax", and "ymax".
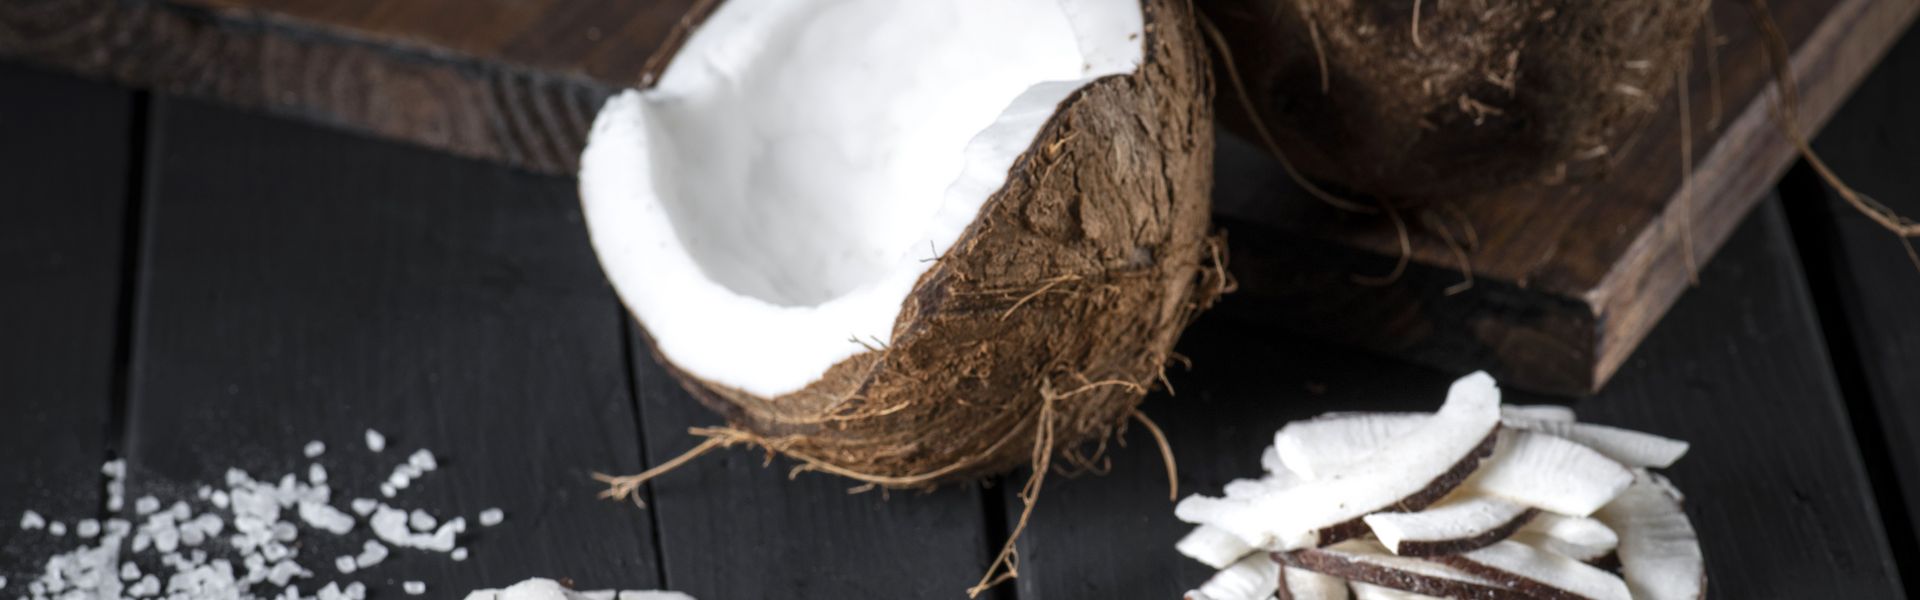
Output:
[
  {"xmin": 637, "ymin": 0, "xmax": 1219, "ymax": 486},
  {"xmin": 1203, "ymin": 0, "xmax": 1713, "ymax": 199}
]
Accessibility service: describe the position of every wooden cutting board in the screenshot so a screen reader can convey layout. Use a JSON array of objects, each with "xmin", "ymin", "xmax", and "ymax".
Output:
[{"xmin": 4, "ymin": 0, "xmax": 1910, "ymax": 395}]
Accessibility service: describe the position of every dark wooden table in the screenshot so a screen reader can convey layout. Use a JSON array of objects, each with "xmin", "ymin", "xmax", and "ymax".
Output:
[{"xmin": 3, "ymin": 29, "xmax": 1918, "ymax": 599}]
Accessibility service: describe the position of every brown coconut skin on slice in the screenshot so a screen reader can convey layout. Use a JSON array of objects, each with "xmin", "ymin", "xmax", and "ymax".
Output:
[
  {"xmin": 636, "ymin": 0, "xmax": 1222, "ymax": 487},
  {"xmin": 1202, "ymin": 0, "xmax": 1710, "ymax": 200}
]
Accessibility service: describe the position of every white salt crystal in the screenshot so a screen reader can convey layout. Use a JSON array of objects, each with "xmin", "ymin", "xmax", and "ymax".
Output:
[
  {"xmin": 300, "ymin": 500, "xmax": 356, "ymax": 535},
  {"xmin": 409, "ymin": 449, "xmax": 438, "ymax": 471},
  {"xmin": 168, "ymin": 500, "xmax": 191, "ymax": 521},
  {"xmin": 20, "ymin": 510, "xmax": 44, "ymax": 530},
  {"xmin": 212, "ymin": 489, "xmax": 231, "ymax": 509},
  {"xmin": 348, "ymin": 581, "xmax": 369, "ymax": 599},
  {"xmin": 120, "ymin": 561, "xmax": 139, "ymax": 581},
  {"xmin": 366, "ymin": 429, "xmax": 387, "ymax": 452},
  {"xmin": 335, "ymin": 555, "xmax": 358, "ymax": 574},
  {"xmin": 134, "ymin": 495, "xmax": 160, "ymax": 514},
  {"xmin": 153, "ymin": 527, "xmax": 178, "ymax": 552},
  {"xmin": 101, "ymin": 459, "xmax": 125, "ymax": 478},
  {"xmin": 356, "ymin": 540, "xmax": 390, "ymax": 568},
  {"xmin": 448, "ymin": 516, "xmax": 468, "ymax": 533},
  {"xmin": 451, "ymin": 547, "xmax": 469, "ymax": 561},
  {"xmin": 104, "ymin": 518, "xmax": 130, "ymax": 537},
  {"xmin": 479, "ymin": 508, "xmax": 505, "ymax": 527},
  {"xmin": 47, "ymin": 521, "xmax": 66, "ymax": 536},
  {"xmin": 388, "ymin": 471, "xmax": 413, "ymax": 490},
  {"xmin": 264, "ymin": 541, "xmax": 292, "ymax": 562},
  {"xmin": 404, "ymin": 580, "xmax": 427, "ymax": 595},
  {"xmin": 0, "ymin": 575, "xmax": 6, "ymax": 590},
  {"xmin": 381, "ymin": 483, "xmax": 398, "ymax": 498},
  {"xmin": 132, "ymin": 531, "xmax": 152, "ymax": 552},
  {"xmin": 267, "ymin": 560, "xmax": 310, "ymax": 587},
  {"xmin": 273, "ymin": 521, "xmax": 299, "ymax": 542},
  {"xmin": 76, "ymin": 518, "xmax": 100, "ymax": 538},
  {"xmin": 409, "ymin": 509, "xmax": 437, "ymax": 531},
  {"xmin": 129, "ymin": 574, "xmax": 160, "ymax": 596},
  {"xmin": 198, "ymin": 485, "xmax": 213, "ymax": 500},
  {"xmin": 306, "ymin": 440, "xmax": 327, "ymax": 458},
  {"xmin": 310, "ymin": 463, "xmax": 329, "ymax": 485}
]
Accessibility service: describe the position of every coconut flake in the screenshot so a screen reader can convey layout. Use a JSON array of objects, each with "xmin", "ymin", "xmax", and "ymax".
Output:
[
  {"xmin": 1514, "ymin": 512, "xmax": 1619, "ymax": 564},
  {"xmin": 1597, "ymin": 473, "xmax": 1705, "ymax": 599},
  {"xmin": 1348, "ymin": 581, "xmax": 1445, "ymax": 600},
  {"xmin": 1176, "ymin": 525, "xmax": 1256, "ymax": 569},
  {"xmin": 1279, "ymin": 566, "xmax": 1349, "ymax": 600},
  {"xmin": 1280, "ymin": 539, "xmax": 1515, "ymax": 598},
  {"xmin": 1178, "ymin": 372, "xmax": 1501, "ymax": 550},
  {"xmin": 1184, "ymin": 554, "xmax": 1279, "ymax": 600},
  {"xmin": 1503, "ymin": 417, "xmax": 1690, "ymax": 469},
  {"xmin": 1438, "ymin": 539, "xmax": 1630, "ymax": 600},
  {"xmin": 1463, "ymin": 429, "xmax": 1634, "ymax": 517},
  {"xmin": 1363, "ymin": 495, "xmax": 1537, "ymax": 556}
]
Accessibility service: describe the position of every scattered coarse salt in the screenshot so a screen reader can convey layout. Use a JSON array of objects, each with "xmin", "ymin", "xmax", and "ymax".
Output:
[
  {"xmin": 47, "ymin": 521, "xmax": 66, "ymax": 536},
  {"xmin": 479, "ymin": 508, "xmax": 505, "ymax": 527},
  {"xmin": 0, "ymin": 575, "xmax": 7, "ymax": 590},
  {"xmin": 335, "ymin": 555, "xmax": 358, "ymax": 574},
  {"xmin": 134, "ymin": 495, "xmax": 161, "ymax": 515},
  {"xmin": 403, "ymin": 580, "xmax": 427, "ymax": 595},
  {"xmin": 408, "ymin": 449, "xmax": 438, "ymax": 471},
  {"xmin": 380, "ymin": 483, "xmax": 398, "ymax": 498},
  {"xmin": 76, "ymin": 518, "xmax": 100, "ymax": 538},
  {"xmin": 351, "ymin": 498, "xmax": 378, "ymax": 516},
  {"xmin": 306, "ymin": 440, "xmax": 327, "ymax": 458},
  {"xmin": 451, "ymin": 547, "xmax": 469, "ymax": 561},
  {"xmin": 121, "ymin": 561, "xmax": 140, "ymax": 581},
  {"xmin": 356, "ymin": 540, "xmax": 390, "ymax": 569},
  {"xmin": 20, "ymin": 509, "xmax": 45, "ymax": 530},
  {"xmin": 366, "ymin": 429, "xmax": 387, "ymax": 452},
  {"xmin": 409, "ymin": 509, "xmax": 437, "ymax": 531},
  {"xmin": 310, "ymin": 463, "xmax": 329, "ymax": 485}
]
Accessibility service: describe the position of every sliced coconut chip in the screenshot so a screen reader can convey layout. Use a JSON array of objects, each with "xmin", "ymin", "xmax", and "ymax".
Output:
[
  {"xmin": 1261, "ymin": 445, "xmax": 1288, "ymax": 475},
  {"xmin": 1501, "ymin": 417, "xmax": 1690, "ymax": 469},
  {"xmin": 1274, "ymin": 405, "xmax": 1590, "ymax": 480},
  {"xmin": 1278, "ymin": 566, "xmax": 1349, "ymax": 600},
  {"xmin": 1596, "ymin": 473, "xmax": 1705, "ymax": 599},
  {"xmin": 1186, "ymin": 554, "xmax": 1280, "ymax": 600},
  {"xmin": 1348, "ymin": 581, "xmax": 1444, "ymax": 600},
  {"xmin": 1515, "ymin": 513, "xmax": 1619, "ymax": 564},
  {"xmin": 1364, "ymin": 495, "xmax": 1538, "ymax": 556},
  {"xmin": 1462, "ymin": 430, "xmax": 1633, "ymax": 517},
  {"xmin": 1224, "ymin": 471, "xmax": 1300, "ymax": 500},
  {"xmin": 1178, "ymin": 525, "xmax": 1258, "ymax": 570},
  {"xmin": 1279, "ymin": 540, "xmax": 1525, "ymax": 600},
  {"xmin": 1503, "ymin": 404, "xmax": 1578, "ymax": 423},
  {"xmin": 1435, "ymin": 540, "xmax": 1630, "ymax": 600},
  {"xmin": 1178, "ymin": 373, "xmax": 1501, "ymax": 550}
]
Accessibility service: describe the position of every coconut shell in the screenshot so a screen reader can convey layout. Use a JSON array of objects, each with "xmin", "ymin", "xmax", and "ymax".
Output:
[
  {"xmin": 639, "ymin": 0, "xmax": 1221, "ymax": 487},
  {"xmin": 1204, "ymin": 0, "xmax": 1711, "ymax": 200}
]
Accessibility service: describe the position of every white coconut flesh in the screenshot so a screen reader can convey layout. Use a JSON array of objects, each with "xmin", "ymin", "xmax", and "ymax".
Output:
[
  {"xmin": 1597, "ymin": 473, "xmax": 1705, "ymax": 600},
  {"xmin": 1173, "ymin": 371, "xmax": 1705, "ymax": 599},
  {"xmin": 1462, "ymin": 430, "xmax": 1635, "ymax": 517},
  {"xmin": 1515, "ymin": 513, "xmax": 1620, "ymax": 563},
  {"xmin": 1447, "ymin": 541, "xmax": 1631, "ymax": 600},
  {"xmin": 1185, "ymin": 554, "xmax": 1281, "ymax": 600},
  {"xmin": 1363, "ymin": 495, "xmax": 1536, "ymax": 556},
  {"xmin": 1281, "ymin": 566, "xmax": 1352, "ymax": 600},
  {"xmin": 1176, "ymin": 373, "xmax": 1501, "ymax": 550},
  {"xmin": 580, "ymin": 0, "xmax": 1145, "ymax": 398}
]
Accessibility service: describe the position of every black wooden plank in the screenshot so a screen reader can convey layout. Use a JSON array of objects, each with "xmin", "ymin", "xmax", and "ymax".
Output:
[
  {"xmin": 628, "ymin": 336, "xmax": 1000, "ymax": 598},
  {"xmin": 0, "ymin": 64, "xmax": 132, "ymax": 576},
  {"xmin": 1792, "ymin": 25, "xmax": 1920, "ymax": 583},
  {"xmin": 1006, "ymin": 199, "xmax": 1904, "ymax": 598},
  {"xmin": 122, "ymin": 97, "xmax": 659, "ymax": 592}
]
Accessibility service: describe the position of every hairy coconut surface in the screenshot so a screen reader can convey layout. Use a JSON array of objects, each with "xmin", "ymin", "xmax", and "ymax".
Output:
[
  {"xmin": 583, "ymin": 0, "xmax": 1218, "ymax": 488},
  {"xmin": 1204, "ymin": 0, "xmax": 1711, "ymax": 199}
]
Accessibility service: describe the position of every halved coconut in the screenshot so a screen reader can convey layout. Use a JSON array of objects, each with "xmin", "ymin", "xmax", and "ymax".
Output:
[
  {"xmin": 1177, "ymin": 373, "xmax": 1500, "ymax": 549},
  {"xmin": 581, "ymin": 0, "xmax": 1218, "ymax": 484},
  {"xmin": 1435, "ymin": 540, "xmax": 1631, "ymax": 600},
  {"xmin": 1279, "ymin": 566, "xmax": 1350, "ymax": 600},
  {"xmin": 1186, "ymin": 554, "xmax": 1280, "ymax": 600},
  {"xmin": 1596, "ymin": 473, "xmax": 1706, "ymax": 599},
  {"xmin": 1363, "ymin": 495, "xmax": 1537, "ymax": 557},
  {"xmin": 1462, "ymin": 430, "xmax": 1634, "ymax": 517},
  {"xmin": 1515, "ymin": 513, "xmax": 1620, "ymax": 565},
  {"xmin": 1279, "ymin": 540, "xmax": 1526, "ymax": 599}
]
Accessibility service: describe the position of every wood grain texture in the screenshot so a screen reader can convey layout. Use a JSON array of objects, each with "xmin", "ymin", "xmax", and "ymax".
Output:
[
  {"xmin": 0, "ymin": 0, "xmax": 623, "ymax": 174},
  {"xmin": 1008, "ymin": 200, "xmax": 1907, "ymax": 598},
  {"xmin": 1220, "ymin": 0, "xmax": 1919, "ymax": 395},
  {"xmin": 0, "ymin": 64, "xmax": 131, "ymax": 578},
  {"xmin": 627, "ymin": 333, "xmax": 1002, "ymax": 599},
  {"xmin": 1796, "ymin": 27, "xmax": 1920, "ymax": 568},
  {"xmin": 122, "ymin": 96, "xmax": 660, "ymax": 591}
]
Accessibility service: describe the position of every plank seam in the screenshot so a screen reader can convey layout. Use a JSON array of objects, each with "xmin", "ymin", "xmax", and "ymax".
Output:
[
  {"xmin": 620, "ymin": 316, "xmax": 672, "ymax": 589},
  {"xmin": 99, "ymin": 89, "xmax": 154, "ymax": 520}
]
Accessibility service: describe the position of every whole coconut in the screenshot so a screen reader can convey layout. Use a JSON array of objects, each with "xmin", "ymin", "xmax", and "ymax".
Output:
[
  {"xmin": 581, "ymin": 0, "xmax": 1220, "ymax": 488},
  {"xmin": 1204, "ymin": 0, "xmax": 1712, "ymax": 200}
]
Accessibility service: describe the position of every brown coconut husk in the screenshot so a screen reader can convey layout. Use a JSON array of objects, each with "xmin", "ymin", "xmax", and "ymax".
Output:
[
  {"xmin": 596, "ymin": 0, "xmax": 1220, "ymax": 571},
  {"xmin": 1203, "ymin": 0, "xmax": 1712, "ymax": 201}
]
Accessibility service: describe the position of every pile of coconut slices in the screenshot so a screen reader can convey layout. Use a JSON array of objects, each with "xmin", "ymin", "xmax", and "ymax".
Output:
[{"xmin": 1175, "ymin": 373, "xmax": 1704, "ymax": 600}]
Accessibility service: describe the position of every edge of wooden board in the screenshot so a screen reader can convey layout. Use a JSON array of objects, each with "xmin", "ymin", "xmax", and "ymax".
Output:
[{"xmin": 1588, "ymin": 0, "xmax": 1920, "ymax": 388}]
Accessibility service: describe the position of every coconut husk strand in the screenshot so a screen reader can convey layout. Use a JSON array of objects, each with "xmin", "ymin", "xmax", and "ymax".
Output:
[{"xmin": 1203, "ymin": 0, "xmax": 1712, "ymax": 201}]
